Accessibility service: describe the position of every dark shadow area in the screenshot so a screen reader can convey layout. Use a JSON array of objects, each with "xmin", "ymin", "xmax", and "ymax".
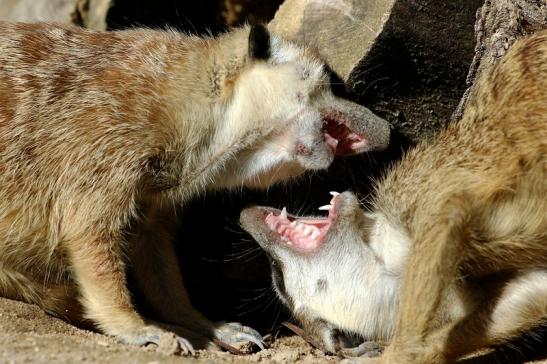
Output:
[
  {"xmin": 107, "ymin": 0, "xmax": 284, "ymax": 34},
  {"xmin": 349, "ymin": 0, "xmax": 483, "ymax": 142},
  {"xmin": 107, "ymin": 0, "xmax": 225, "ymax": 34}
]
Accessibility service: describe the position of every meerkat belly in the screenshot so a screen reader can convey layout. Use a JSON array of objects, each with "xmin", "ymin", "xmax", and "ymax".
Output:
[{"xmin": 0, "ymin": 202, "xmax": 72, "ymax": 293}]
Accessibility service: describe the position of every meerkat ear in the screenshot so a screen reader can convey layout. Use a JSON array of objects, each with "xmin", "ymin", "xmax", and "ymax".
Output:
[{"xmin": 248, "ymin": 24, "xmax": 271, "ymax": 61}]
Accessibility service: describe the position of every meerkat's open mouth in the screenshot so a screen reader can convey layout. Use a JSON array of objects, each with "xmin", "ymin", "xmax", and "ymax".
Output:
[
  {"xmin": 322, "ymin": 116, "xmax": 368, "ymax": 156},
  {"xmin": 265, "ymin": 192, "xmax": 339, "ymax": 252}
]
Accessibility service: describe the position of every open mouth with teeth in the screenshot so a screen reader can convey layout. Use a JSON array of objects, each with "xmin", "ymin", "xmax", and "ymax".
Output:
[
  {"xmin": 322, "ymin": 115, "xmax": 368, "ymax": 156},
  {"xmin": 265, "ymin": 192, "xmax": 339, "ymax": 253}
]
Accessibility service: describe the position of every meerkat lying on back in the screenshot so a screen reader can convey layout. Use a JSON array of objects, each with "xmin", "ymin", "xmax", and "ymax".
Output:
[
  {"xmin": 241, "ymin": 31, "xmax": 547, "ymax": 362},
  {"xmin": 0, "ymin": 22, "xmax": 390, "ymax": 353}
]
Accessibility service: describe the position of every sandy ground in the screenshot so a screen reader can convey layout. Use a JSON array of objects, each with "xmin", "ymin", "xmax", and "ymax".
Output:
[
  {"xmin": 0, "ymin": 297, "xmax": 337, "ymax": 364},
  {"xmin": 1, "ymin": 296, "xmax": 546, "ymax": 364}
]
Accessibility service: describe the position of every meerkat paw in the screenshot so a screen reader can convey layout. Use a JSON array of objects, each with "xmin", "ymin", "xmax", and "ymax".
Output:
[
  {"xmin": 119, "ymin": 325, "xmax": 195, "ymax": 355},
  {"xmin": 341, "ymin": 341, "xmax": 384, "ymax": 358},
  {"xmin": 214, "ymin": 322, "xmax": 266, "ymax": 350}
]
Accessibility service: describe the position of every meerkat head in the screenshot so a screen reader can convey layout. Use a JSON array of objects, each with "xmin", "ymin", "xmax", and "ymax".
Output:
[
  {"xmin": 214, "ymin": 25, "xmax": 391, "ymax": 189},
  {"xmin": 239, "ymin": 192, "xmax": 399, "ymax": 349}
]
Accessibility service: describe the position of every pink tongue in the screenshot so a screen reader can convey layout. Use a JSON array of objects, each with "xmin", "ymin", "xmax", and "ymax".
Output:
[
  {"xmin": 265, "ymin": 213, "xmax": 327, "ymax": 252},
  {"xmin": 324, "ymin": 130, "xmax": 369, "ymax": 154},
  {"xmin": 297, "ymin": 219, "xmax": 330, "ymax": 226},
  {"xmin": 289, "ymin": 230, "xmax": 316, "ymax": 250}
]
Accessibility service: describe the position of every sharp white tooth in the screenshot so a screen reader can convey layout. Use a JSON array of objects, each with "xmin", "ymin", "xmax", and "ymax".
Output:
[
  {"xmin": 318, "ymin": 204, "xmax": 332, "ymax": 211},
  {"xmin": 280, "ymin": 207, "xmax": 287, "ymax": 219},
  {"xmin": 329, "ymin": 191, "xmax": 340, "ymax": 196},
  {"xmin": 290, "ymin": 221, "xmax": 297, "ymax": 227}
]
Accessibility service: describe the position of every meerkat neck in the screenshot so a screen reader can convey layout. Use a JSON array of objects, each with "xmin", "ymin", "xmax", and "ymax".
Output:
[{"xmin": 149, "ymin": 29, "xmax": 253, "ymax": 201}]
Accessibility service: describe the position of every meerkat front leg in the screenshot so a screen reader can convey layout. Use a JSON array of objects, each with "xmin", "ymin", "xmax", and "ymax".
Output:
[
  {"xmin": 129, "ymin": 205, "xmax": 265, "ymax": 349},
  {"xmin": 378, "ymin": 195, "xmax": 473, "ymax": 364},
  {"xmin": 341, "ymin": 198, "xmax": 472, "ymax": 364},
  {"xmin": 64, "ymin": 228, "xmax": 194, "ymax": 354}
]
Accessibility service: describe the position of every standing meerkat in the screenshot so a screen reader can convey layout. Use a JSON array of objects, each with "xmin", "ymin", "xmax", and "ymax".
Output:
[
  {"xmin": 241, "ymin": 30, "xmax": 547, "ymax": 362},
  {"xmin": 0, "ymin": 22, "xmax": 390, "ymax": 353}
]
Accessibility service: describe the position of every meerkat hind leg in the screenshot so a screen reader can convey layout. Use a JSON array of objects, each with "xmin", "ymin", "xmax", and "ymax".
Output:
[{"xmin": 382, "ymin": 195, "xmax": 473, "ymax": 364}]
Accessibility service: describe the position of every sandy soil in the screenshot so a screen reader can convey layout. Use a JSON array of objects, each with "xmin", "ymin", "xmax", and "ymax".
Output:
[
  {"xmin": 0, "ymin": 297, "xmax": 337, "ymax": 364},
  {"xmin": 2, "ymin": 297, "xmax": 547, "ymax": 364}
]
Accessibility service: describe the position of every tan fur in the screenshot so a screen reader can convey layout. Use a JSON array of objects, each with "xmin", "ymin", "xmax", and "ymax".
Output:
[
  {"xmin": 0, "ymin": 21, "xmax": 390, "ymax": 351},
  {"xmin": 372, "ymin": 30, "xmax": 547, "ymax": 364},
  {"xmin": 241, "ymin": 31, "xmax": 546, "ymax": 362}
]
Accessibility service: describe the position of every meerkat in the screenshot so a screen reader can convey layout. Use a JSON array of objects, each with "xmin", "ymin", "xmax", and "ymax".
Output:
[
  {"xmin": 0, "ymin": 22, "xmax": 391, "ymax": 354},
  {"xmin": 241, "ymin": 30, "xmax": 547, "ymax": 362}
]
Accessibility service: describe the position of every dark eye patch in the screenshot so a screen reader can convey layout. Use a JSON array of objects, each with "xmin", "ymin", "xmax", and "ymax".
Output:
[{"xmin": 268, "ymin": 257, "xmax": 294, "ymax": 309}]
